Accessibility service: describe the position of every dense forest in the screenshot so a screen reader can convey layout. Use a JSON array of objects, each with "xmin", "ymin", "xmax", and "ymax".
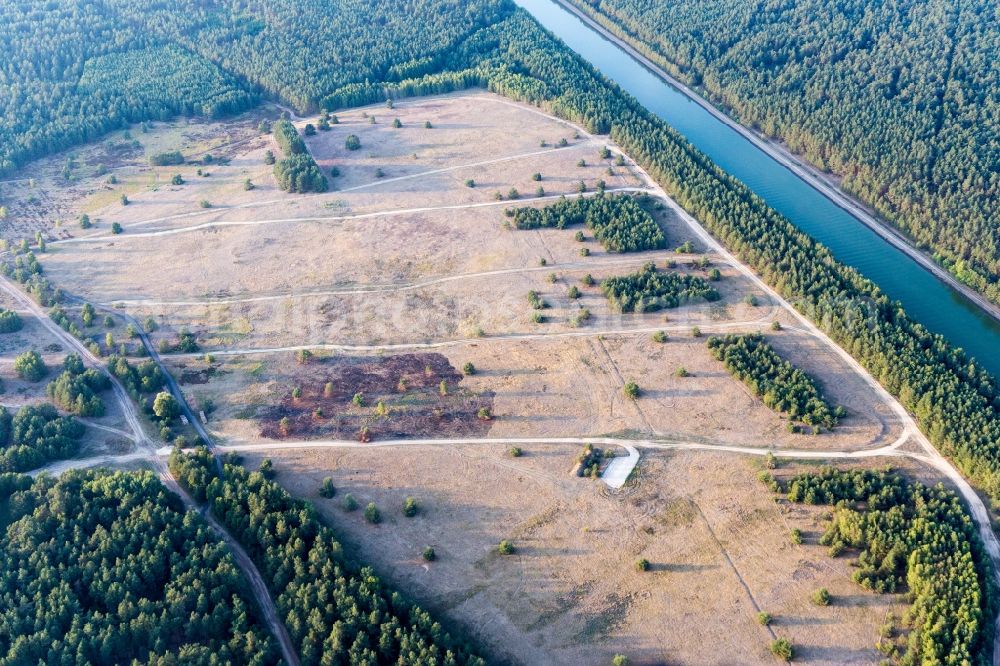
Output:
[
  {"xmin": 565, "ymin": 0, "xmax": 1000, "ymax": 305},
  {"xmin": 510, "ymin": 193, "xmax": 665, "ymax": 252},
  {"xmin": 602, "ymin": 262, "xmax": 719, "ymax": 311},
  {"xmin": 784, "ymin": 467, "xmax": 995, "ymax": 665},
  {"xmin": 0, "ymin": 469, "xmax": 279, "ymax": 664},
  {"xmin": 0, "ymin": 0, "xmax": 506, "ymax": 175},
  {"xmin": 0, "ymin": 403, "xmax": 84, "ymax": 472},
  {"xmin": 169, "ymin": 448, "xmax": 485, "ymax": 666},
  {"xmin": 707, "ymin": 333, "xmax": 841, "ymax": 430}
]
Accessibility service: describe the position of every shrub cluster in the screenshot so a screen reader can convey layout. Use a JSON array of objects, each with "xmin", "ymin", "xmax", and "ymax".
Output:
[{"xmin": 46, "ymin": 353, "xmax": 109, "ymax": 416}]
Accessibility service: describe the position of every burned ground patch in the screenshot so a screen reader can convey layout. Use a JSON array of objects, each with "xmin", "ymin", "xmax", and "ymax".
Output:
[{"xmin": 259, "ymin": 352, "xmax": 493, "ymax": 441}]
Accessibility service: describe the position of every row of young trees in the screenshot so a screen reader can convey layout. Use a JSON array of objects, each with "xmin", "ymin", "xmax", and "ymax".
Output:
[
  {"xmin": 510, "ymin": 193, "xmax": 665, "ymax": 252},
  {"xmin": 564, "ymin": 0, "xmax": 1000, "ymax": 306},
  {"xmin": 0, "ymin": 403, "xmax": 84, "ymax": 472},
  {"xmin": 271, "ymin": 119, "xmax": 327, "ymax": 193},
  {"xmin": 785, "ymin": 467, "xmax": 995, "ymax": 665},
  {"xmin": 707, "ymin": 333, "xmax": 842, "ymax": 429},
  {"xmin": 169, "ymin": 447, "xmax": 486, "ymax": 666},
  {"xmin": 0, "ymin": 469, "xmax": 279, "ymax": 664},
  {"xmin": 602, "ymin": 261, "xmax": 720, "ymax": 312}
]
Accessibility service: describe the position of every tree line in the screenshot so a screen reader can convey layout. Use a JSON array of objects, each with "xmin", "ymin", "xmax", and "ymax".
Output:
[
  {"xmin": 271, "ymin": 119, "xmax": 327, "ymax": 193},
  {"xmin": 562, "ymin": 0, "xmax": 1000, "ymax": 306},
  {"xmin": 169, "ymin": 447, "xmax": 486, "ymax": 666},
  {"xmin": 510, "ymin": 193, "xmax": 666, "ymax": 252},
  {"xmin": 707, "ymin": 333, "xmax": 842, "ymax": 430},
  {"xmin": 602, "ymin": 261, "xmax": 720, "ymax": 312},
  {"xmin": 0, "ymin": 469, "xmax": 279, "ymax": 664},
  {"xmin": 785, "ymin": 467, "xmax": 995, "ymax": 665}
]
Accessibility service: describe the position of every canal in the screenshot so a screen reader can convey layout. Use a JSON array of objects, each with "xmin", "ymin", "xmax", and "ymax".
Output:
[{"xmin": 516, "ymin": 0, "xmax": 1000, "ymax": 376}]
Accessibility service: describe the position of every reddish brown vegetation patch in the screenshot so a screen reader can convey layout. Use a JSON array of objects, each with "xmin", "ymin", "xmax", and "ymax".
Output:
[{"xmin": 259, "ymin": 353, "xmax": 493, "ymax": 441}]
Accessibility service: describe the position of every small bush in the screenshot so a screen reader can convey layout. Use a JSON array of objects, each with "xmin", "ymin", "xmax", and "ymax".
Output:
[
  {"xmin": 623, "ymin": 381, "xmax": 640, "ymax": 400},
  {"xmin": 403, "ymin": 497, "xmax": 418, "ymax": 517},
  {"xmin": 319, "ymin": 477, "xmax": 336, "ymax": 498},
  {"xmin": 652, "ymin": 330, "xmax": 667, "ymax": 343},
  {"xmin": 364, "ymin": 502, "xmax": 381, "ymax": 524},
  {"xmin": 770, "ymin": 638, "xmax": 793, "ymax": 661},
  {"xmin": 635, "ymin": 558, "xmax": 650, "ymax": 572},
  {"xmin": 673, "ymin": 367, "xmax": 689, "ymax": 378},
  {"xmin": 497, "ymin": 540, "xmax": 515, "ymax": 555},
  {"xmin": 343, "ymin": 494, "xmax": 358, "ymax": 511},
  {"xmin": 422, "ymin": 546, "xmax": 436, "ymax": 561},
  {"xmin": 111, "ymin": 222, "xmax": 123, "ymax": 234},
  {"xmin": 771, "ymin": 320, "xmax": 783, "ymax": 331},
  {"xmin": 691, "ymin": 326, "xmax": 702, "ymax": 337},
  {"xmin": 199, "ymin": 200, "xmax": 211, "ymax": 209},
  {"xmin": 258, "ymin": 458, "xmax": 274, "ymax": 479},
  {"xmin": 509, "ymin": 446, "xmax": 523, "ymax": 457},
  {"xmin": 462, "ymin": 362, "xmax": 476, "ymax": 375},
  {"xmin": 0, "ymin": 309, "xmax": 23, "ymax": 333},
  {"xmin": 171, "ymin": 174, "xmax": 184, "ymax": 185},
  {"xmin": 811, "ymin": 588, "xmax": 831, "ymax": 606},
  {"xmin": 757, "ymin": 611, "xmax": 773, "ymax": 626},
  {"xmin": 465, "ymin": 179, "xmax": 475, "ymax": 188},
  {"xmin": 790, "ymin": 528, "xmax": 803, "ymax": 545},
  {"xmin": 14, "ymin": 350, "xmax": 47, "ymax": 381},
  {"xmin": 345, "ymin": 134, "xmax": 361, "ymax": 150}
]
